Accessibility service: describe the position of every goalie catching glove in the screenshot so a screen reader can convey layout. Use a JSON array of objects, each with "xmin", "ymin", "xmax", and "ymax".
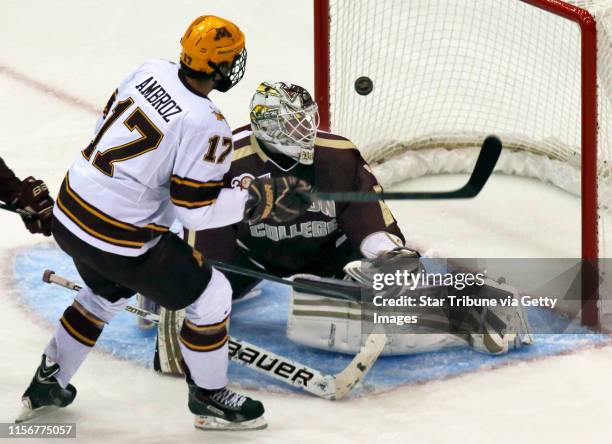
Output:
[
  {"xmin": 244, "ymin": 176, "xmax": 311, "ymax": 223},
  {"xmin": 344, "ymin": 247, "xmax": 422, "ymax": 287},
  {"xmin": 343, "ymin": 249, "xmax": 533, "ymax": 355}
]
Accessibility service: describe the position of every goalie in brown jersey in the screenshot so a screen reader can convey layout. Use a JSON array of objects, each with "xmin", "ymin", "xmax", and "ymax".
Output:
[
  {"xmin": 152, "ymin": 82, "xmax": 532, "ymax": 373},
  {"xmin": 194, "ymin": 81, "xmax": 408, "ymax": 297},
  {"xmin": 152, "ymin": 81, "xmax": 414, "ymax": 373}
]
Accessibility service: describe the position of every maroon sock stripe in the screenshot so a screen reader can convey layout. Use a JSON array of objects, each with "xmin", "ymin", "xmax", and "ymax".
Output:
[
  {"xmin": 72, "ymin": 300, "xmax": 106, "ymax": 329},
  {"xmin": 179, "ymin": 319, "xmax": 228, "ymax": 352},
  {"xmin": 60, "ymin": 305, "xmax": 103, "ymax": 347}
]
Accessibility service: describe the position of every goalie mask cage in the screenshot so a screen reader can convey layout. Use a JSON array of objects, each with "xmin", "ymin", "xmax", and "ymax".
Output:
[{"xmin": 314, "ymin": 0, "xmax": 612, "ymax": 327}]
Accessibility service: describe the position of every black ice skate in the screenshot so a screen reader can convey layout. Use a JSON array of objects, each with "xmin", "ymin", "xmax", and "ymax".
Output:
[
  {"xmin": 15, "ymin": 355, "xmax": 77, "ymax": 423},
  {"xmin": 188, "ymin": 383, "xmax": 266, "ymax": 431}
]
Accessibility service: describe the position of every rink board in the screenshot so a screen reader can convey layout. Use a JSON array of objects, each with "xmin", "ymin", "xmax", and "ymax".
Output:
[{"xmin": 11, "ymin": 243, "xmax": 611, "ymax": 397}]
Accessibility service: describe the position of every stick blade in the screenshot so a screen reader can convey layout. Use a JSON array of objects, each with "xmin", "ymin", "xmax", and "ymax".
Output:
[
  {"xmin": 332, "ymin": 332, "xmax": 387, "ymax": 400},
  {"xmin": 463, "ymin": 135, "xmax": 503, "ymax": 197}
]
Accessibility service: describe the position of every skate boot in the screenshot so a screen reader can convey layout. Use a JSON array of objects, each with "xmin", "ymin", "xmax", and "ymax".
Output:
[
  {"xmin": 188, "ymin": 383, "xmax": 266, "ymax": 431},
  {"xmin": 15, "ymin": 355, "xmax": 77, "ymax": 423}
]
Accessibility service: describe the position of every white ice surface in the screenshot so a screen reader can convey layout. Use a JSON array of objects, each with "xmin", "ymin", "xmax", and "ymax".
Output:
[{"xmin": 1, "ymin": 1, "xmax": 611, "ymax": 443}]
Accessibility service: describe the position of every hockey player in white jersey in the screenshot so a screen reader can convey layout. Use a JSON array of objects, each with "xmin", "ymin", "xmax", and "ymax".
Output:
[{"xmin": 18, "ymin": 15, "xmax": 311, "ymax": 431}]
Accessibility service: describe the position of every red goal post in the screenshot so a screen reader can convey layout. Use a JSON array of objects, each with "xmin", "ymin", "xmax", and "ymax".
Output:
[{"xmin": 314, "ymin": 0, "xmax": 609, "ymax": 326}]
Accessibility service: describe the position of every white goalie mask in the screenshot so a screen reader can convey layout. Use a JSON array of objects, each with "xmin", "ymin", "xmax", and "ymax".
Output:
[{"xmin": 250, "ymin": 81, "xmax": 320, "ymax": 165}]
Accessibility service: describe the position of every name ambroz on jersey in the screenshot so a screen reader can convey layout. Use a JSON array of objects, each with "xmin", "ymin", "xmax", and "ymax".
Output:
[
  {"xmin": 250, "ymin": 219, "xmax": 338, "ymax": 241},
  {"xmin": 135, "ymin": 76, "xmax": 183, "ymax": 122}
]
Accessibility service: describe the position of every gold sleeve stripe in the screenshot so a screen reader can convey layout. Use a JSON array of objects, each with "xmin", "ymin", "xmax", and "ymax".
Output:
[
  {"xmin": 171, "ymin": 197, "xmax": 216, "ymax": 208},
  {"xmin": 171, "ymin": 176, "xmax": 223, "ymax": 188},
  {"xmin": 56, "ymin": 197, "xmax": 146, "ymax": 247},
  {"xmin": 144, "ymin": 223, "xmax": 170, "ymax": 232},
  {"xmin": 314, "ymin": 137, "xmax": 357, "ymax": 150}
]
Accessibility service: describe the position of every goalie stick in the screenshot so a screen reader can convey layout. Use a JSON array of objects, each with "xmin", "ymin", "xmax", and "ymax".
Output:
[
  {"xmin": 42, "ymin": 270, "xmax": 386, "ymax": 400},
  {"xmin": 207, "ymin": 258, "xmax": 363, "ymax": 302},
  {"xmin": 312, "ymin": 135, "xmax": 503, "ymax": 201}
]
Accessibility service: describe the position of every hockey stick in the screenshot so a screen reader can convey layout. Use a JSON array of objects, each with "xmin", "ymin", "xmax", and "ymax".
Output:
[
  {"xmin": 312, "ymin": 135, "xmax": 503, "ymax": 201},
  {"xmin": 206, "ymin": 258, "xmax": 362, "ymax": 302},
  {"xmin": 43, "ymin": 270, "xmax": 386, "ymax": 400},
  {"xmin": 2, "ymin": 195, "xmax": 361, "ymax": 303},
  {"xmin": 0, "ymin": 201, "xmax": 37, "ymax": 220}
]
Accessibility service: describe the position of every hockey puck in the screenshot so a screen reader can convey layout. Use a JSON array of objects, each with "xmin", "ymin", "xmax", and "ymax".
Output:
[{"xmin": 354, "ymin": 76, "xmax": 373, "ymax": 96}]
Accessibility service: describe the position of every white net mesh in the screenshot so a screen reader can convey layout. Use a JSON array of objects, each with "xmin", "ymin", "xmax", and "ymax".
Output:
[{"xmin": 326, "ymin": 0, "xmax": 612, "ymax": 258}]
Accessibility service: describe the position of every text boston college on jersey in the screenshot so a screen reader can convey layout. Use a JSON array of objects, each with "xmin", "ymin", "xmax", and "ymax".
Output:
[
  {"xmin": 249, "ymin": 199, "xmax": 337, "ymax": 241},
  {"xmin": 135, "ymin": 76, "xmax": 183, "ymax": 122}
]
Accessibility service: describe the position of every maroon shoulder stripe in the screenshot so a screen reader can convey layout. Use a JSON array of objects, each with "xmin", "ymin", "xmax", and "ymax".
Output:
[
  {"xmin": 316, "ymin": 131, "xmax": 350, "ymax": 141},
  {"xmin": 233, "ymin": 135, "xmax": 252, "ymax": 149},
  {"xmin": 232, "ymin": 124, "xmax": 251, "ymax": 135}
]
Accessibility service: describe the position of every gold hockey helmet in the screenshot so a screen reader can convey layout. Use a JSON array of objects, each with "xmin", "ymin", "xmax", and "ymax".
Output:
[{"xmin": 180, "ymin": 15, "xmax": 247, "ymax": 91}]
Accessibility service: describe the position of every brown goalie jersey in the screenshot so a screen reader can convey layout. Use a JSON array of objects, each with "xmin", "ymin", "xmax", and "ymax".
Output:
[{"xmin": 189, "ymin": 125, "xmax": 404, "ymax": 292}]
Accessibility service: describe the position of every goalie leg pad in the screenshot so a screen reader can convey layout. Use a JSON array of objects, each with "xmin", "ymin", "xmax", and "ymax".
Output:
[
  {"xmin": 287, "ymin": 274, "xmax": 465, "ymax": 355},
  {"xmin": 466, "ymin": 279, "xmax": 534, "ymax": 355}
]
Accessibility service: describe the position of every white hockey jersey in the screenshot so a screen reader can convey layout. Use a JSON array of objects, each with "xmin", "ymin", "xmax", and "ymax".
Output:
[{"xmin": 54, "ymin": 59, "xmax": 247, "ymax": 256}]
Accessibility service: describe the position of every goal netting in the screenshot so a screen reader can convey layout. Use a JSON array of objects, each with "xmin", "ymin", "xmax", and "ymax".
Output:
[{"xmin": 315, "ymin": 0, "xmax": 612, "ymax": 325}]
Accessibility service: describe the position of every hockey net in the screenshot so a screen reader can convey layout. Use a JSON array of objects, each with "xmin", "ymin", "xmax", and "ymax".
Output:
[{"xmin": 314, "ymin": 0, "xmax": 612, "ymax": 325}]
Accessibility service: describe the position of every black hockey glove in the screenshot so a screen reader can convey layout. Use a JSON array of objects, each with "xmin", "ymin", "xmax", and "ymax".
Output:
[
  {"xmin": 11, "ymin": 176, "xmax": 54, "ymax": 236},
  {"xmin": 244, "ymin": 176, "xmax": 312, "ymax": 224}
]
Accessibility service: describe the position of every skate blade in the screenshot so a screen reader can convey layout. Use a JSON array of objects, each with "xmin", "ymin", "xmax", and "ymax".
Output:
[
  {"xmin": 15, "ymin": 405, "xmax": 59, "ymax": 424},
  {"xmin": 194, "ymin": 415, "xmax": 267, "ymax": 431}
]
